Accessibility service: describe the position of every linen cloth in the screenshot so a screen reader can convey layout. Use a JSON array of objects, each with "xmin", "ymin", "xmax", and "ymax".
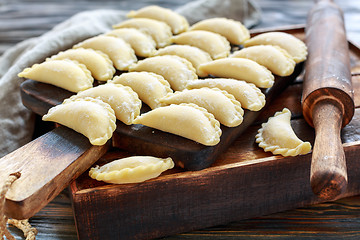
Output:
[{"xmin": 0, "ymin": 0, "xmax": 261, "ymax": 157}]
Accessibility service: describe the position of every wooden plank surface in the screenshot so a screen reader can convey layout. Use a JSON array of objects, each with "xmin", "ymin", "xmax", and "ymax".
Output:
[{"xmin": 1, "ymin": 0, "xmax": 360, "ymax": 239}]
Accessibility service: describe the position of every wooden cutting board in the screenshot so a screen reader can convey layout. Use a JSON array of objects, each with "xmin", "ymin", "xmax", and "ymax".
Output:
[{"xmin": 68, "ymin": 26, "xmax": 360, "ymax": 240}]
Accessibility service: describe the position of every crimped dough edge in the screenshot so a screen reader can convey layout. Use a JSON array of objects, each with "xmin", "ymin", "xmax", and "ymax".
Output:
[
  {"xmin": 126, "ymin": 5, "xmax": 189, "ymax": 34},
  {"xmin": 154, "ymin": 45, "xmax": 212, "ymax": 77},
  {"xmin": 89, "ymin": 156, "xmax": 174, "ymax": 184},
  {"xmin": 186, "ymin": 78, "xmax": 266, "ymax": 111},
  {"xmin": 255, "ymin": 108, "xmax": 312, "ymax": 157},
  {"xmin": 171, "ymin": 30, "xmax": 231, "ymax": 59},
  {"xmin": 189, "ymin": 17, "xmax": 250, "ymax": 44},
  {"xmin": 160, "ymin": 87, "xmax": 244, "ymax": 127},
  {"xmin": 198, "ymin": 58, "xmax": 275, "ymax": 88},
  {"xmin": 44, "ymin": 97, "xmax": 116, "ymax": 145},
  {"xmin": 111, "ymin": 71, "xmax": 173, "ymax": 109},
  {"xmin": 18, "ymin": 59, "xmax": 94, "ymax": 92},
  {"xmin": 47, "ymin": 48, "xmax": 115, "ymax": 81}
]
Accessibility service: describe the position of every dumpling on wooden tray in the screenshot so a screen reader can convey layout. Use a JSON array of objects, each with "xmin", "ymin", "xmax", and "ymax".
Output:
[
  {"xmin": 128, "ymin": 55, "xmax": 197, "ymax": 91},
  {"xmin": 255, "ymin": 108, "xmax": 312, "ymax": 156},
  {"xmin": 70, "ymin": 83, "xmax": 142, "ymax": 125},
  {"xmin": 189, "ymin": 17, "xmax": 250, "ymax": 45},
  {"xmin": 244, "ymin": 31, "xmax": 308, "ymax": 63},
  {"xmin": 42, "ymin": 97, "xmax": 116, "ymax": 145},
  {"xmin": 18, "ymin": 59, "xmax": 93, "ymax": 93},
  {"xmin": 133, "ymin": 103, "xmax": 222, "ymax": 146},
  {"xmin": 198, "ymin": 58, "xmax": 274, "ymax": 88},
  {"xmin": 89, "ymin": 156, "xmax": 175, "ymax": 184},
  {"xmin": 48, "ymin": 48, "xmax": 115, "ymax": 81},
  {"xmin": 113, "ymin": 18, "xmax": 172, "ymax": 48},
  {"xmin": 160, "ymin": 88, "xmax": 244, "ymax": 127},
  {"xmin": 126, "ymin": 5, "xmax": 189, "ymax": 34},
  {"xmin": 154, "ymin": 45, "xmax": 212, "ymax": 77},
  {"xmin": 186, "ymin": 78, "xmax": 266, "ymax": 111},
  {"xmin": 231, "ymin": 45, "xmax": 296, "ymax": 76},
  {"xmin": 171, "ymin": 30, "xmax": 231, "ymax": 59},
  {"xmin": 110, "ymin": 72, "xmax": 173, "ymax": 109},
  {"xmin": 73, "ymin": 35, "xmax": 137, "ymax": 71},
  {"xmin": 105, "ymin": 28, "xmax": 157, "ymax": 58}
]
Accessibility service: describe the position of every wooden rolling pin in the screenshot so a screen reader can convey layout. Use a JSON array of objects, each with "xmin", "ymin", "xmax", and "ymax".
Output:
[{"xmin": 302, "ymin": 0, "xmax": 354, "ymax": 200}]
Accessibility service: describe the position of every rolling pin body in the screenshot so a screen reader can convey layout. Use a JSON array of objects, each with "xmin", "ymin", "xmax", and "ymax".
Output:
[{"xmin": 302, "ymin": 0, "xmax": 354, "ymax": 200}]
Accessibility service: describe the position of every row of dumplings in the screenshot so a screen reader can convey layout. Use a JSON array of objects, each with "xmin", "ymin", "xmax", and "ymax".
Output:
[{"xmin": 18, "ymin": 5, "xmax": 307, "ymax": 147}]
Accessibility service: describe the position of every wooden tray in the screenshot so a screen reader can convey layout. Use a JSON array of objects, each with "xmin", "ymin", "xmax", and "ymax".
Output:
[
  {"xmin": 9, "ymin": 26, "xmax": 302, "ymax": 220},
  {"xmin": 68, "ymin": 26, "xmax": 360, "ymax": 240}
]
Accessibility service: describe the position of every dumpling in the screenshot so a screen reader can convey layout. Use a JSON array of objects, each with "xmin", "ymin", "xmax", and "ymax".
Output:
[
  {"xmin": 110, "ymin": 72, "xmax": 172, "ymax": 109},
  {"xmin": 189, "ymin": 17, "xmax": 250, "ymax": 45},
  {"xmin": 244, "ymin": 32, "xmax": 308, "ymax": 63},
  {"xmin": 18, "ymin": 59, "xmax": 93, "ymax": 93},
  {"xmin": 42, "ymin": 97, "xmax": 116, "ymax": 145},
  {"xmin": 48, "ymin": 48, "xmax": 115, "ymax": 81},
  {"xmin": 160, "ymin": 88, "xmax": 244, "ymax": 127},
  {"xmin": 126, "ymin": 5, "xmax": 189, "ymax": 34},
  {"xmin": 89, "ymin": 156, "xmax": 174, "ymax": 184},
  {"xmin": 73, "ymin": 35, "xmax": 137, "ymax": 71},
  {"xmin": 231, "ymin": 45, "xmax": 296, "ymax": 76},
  {"xmin": 70, "ymin": 83, "xmax": 141, "ymax": 125},
  {"xmin": 105, "ymin": 28, "xmax": 156, "ymax": 57},
  {"xmin": 128, "ymin": 55, "xmax": 197, "ymax": 91},
  {"xmin": 255, "ymin": 108, "xmax": 312, "ymax": 156},
  {"xmin": 133, "ymin": 103, "xmax": 221, "ymax": 146},
  {"xmin": 154, "ymin": 45, "xmax": 212, "ymax": 77},
  {"xmin": 186, "ymin": 78, "xmax": 265, "ymax": 111},
  {"xmin": 171, "ymin": 30, "xmax": 231, "ymax": 59},
  {"xmin": 198, "ymin": 58, "xmax": 274, "ymax": 88},
  {"xmin": 113, "ymin": 18, "xmax": 172, "ymax": 48}
]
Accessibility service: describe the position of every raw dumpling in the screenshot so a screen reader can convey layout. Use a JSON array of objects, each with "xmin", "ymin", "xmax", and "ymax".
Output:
[
  {"xmin": 18, "ymin": 59, "xmax": 93, "ymax": 93},
  {"xmin": 231, "ymin": 45, "xmax": 296, "ymax": 76},
  {"xmin": 133, "ymin": 103, "xmax": 221, "ymax": 146},
  {"xmin": 189, "ymin": 17, "xmax": 250, "ymax": 45},
  {"xmin": 154, "ymin": 45, "xmax": 212, "ymax": 77},
  {"xmin": 186, "ymin": 78, "xmax": 265, "ymax": 111},
  {"xmin": 160, "ymin": 88, "xmax": 244, "ymax": 127},
  {"xmin": 89, "ymin": 156, "xmax": 174, "ymax": 184},
  {"xmin": 255, "ymin": 108, "xmax": 312, "ymax": 156},
  {"xmin": 70, "ymin": 83, "xmax": 141, "ymax": 125},
  {"xmin": 113, "ymin": 18, "xmax": 172, "ymax": 48},
  {"xmin": 198, "ymin": 58, "xmax": 274, "ymax": 88},
  {"xmin": 171, "ymin": 30, "xmax": 231, "ymax": 59},
  {"xmin": 128, "ymin": 55, "xmax": 197, "ymax": 91},
  {"xmin": 73, "ymin": 35, "xmax": 137, "ymax": 71},
  {"xmin": 105, "ymin": 28, "xmax": 156, "ymax": 57},
  {"xmin": 48, "ymin": 48, "xmax": 115, "ymax": 81},
  {"xmin": 127, "ymin": 5, "xmax": 189, "ymax": 34},
  {"xmin": 110, "ymin": 72, "xmax": 172, "ymax": 109},
  {"xmin": 42, "ymin": 97, "xmax": 116, "ymax": 145},
  {"xmin": 244, "ymin": 32, "xmax": 307, "ymax": 63}
]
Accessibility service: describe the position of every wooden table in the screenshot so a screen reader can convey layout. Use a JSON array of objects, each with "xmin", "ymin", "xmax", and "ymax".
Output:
[{"xmin": 2, "ymin": 0, "xmax": 360, "ymax": 239}]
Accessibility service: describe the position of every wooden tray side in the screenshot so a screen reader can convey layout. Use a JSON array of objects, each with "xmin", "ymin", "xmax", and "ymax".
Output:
[
  {"xmin": 71, "ymin": 138, "xmax": 360, "ymax": 240},
  {"xmin": 66, "ymin": 26, "xmax": 360, "ymax": 239}
]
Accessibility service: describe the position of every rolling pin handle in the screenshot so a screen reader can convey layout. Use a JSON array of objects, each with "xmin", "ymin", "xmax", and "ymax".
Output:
[{"xmin": 310, "ymin": 99, "xmax": 348, "ymax": 200}]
